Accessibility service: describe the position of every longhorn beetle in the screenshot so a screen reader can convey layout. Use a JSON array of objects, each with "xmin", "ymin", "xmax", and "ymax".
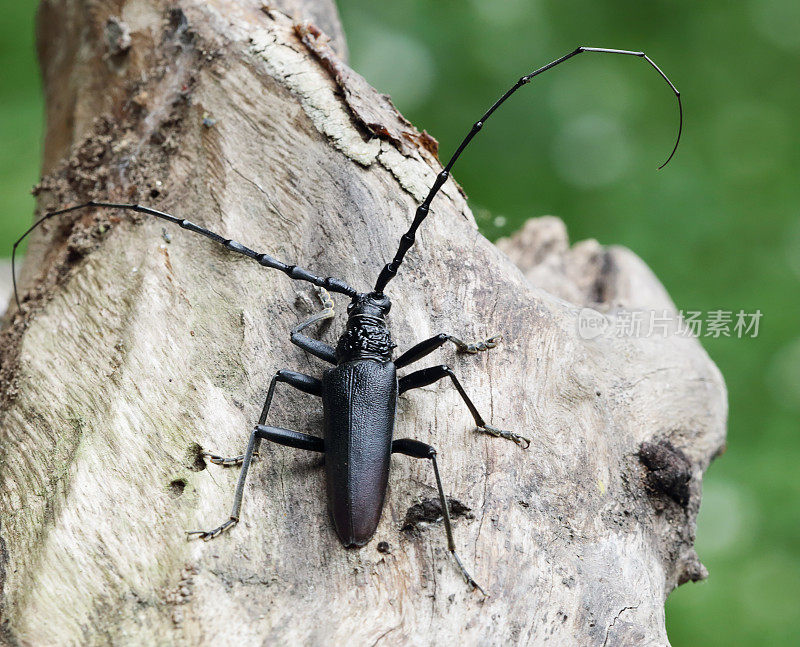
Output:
[{"xmin": 12, "ymin": 47, "xmax": 682, "ymax": 593}]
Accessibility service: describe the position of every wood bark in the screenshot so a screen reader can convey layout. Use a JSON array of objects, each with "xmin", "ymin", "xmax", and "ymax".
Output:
[{"xmin": 0, "ymin": 2, "xmax": 727, "ymax": 645}]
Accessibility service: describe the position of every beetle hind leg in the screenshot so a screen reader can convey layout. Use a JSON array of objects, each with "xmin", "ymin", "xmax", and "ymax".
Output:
[{"xmin": 392, "ymin": 438, "xmax": 487, "ymax": 596}]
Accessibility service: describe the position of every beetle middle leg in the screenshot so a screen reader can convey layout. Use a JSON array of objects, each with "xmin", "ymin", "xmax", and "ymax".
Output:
[
  {"xmin": 188, "ymin": 368, "xmax": 322, "ymax": 539},
  {"xmin": 203, "ymin": 368, "xmax": 321, "ymax": 466},
  {"xmin": 399, "ymin": 365, "xmax": 530, "ymax": 448},
  {"xmin": 394, "ymin": 333, "xmax": 501, "ymax": 369},
  {"xmin": 188, "ymin": 424, "xmax": 324, "ymax": 540},
  {"xmin": 392, "ymin": 438, "xmax": 486, "ymax": 595}
]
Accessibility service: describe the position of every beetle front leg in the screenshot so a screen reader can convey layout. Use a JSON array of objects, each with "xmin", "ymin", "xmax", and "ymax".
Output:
[
  {"xmin": 188, "ymin": 424, "xmax": 324, "ymax": 540},
  {"xmin": 399, "ymin": 365, "xmax": 530, "ymax": 449},
  {"xmin": 204, "ymin": 368, "xmax": 321, "ymax": 466},
  {"xmin": 290, "ymin": 288, "xmax": 337, "ymax": 364},
  {"xmin": 392, "ymin": 438, "xmax": 486, "ymax": 595}
]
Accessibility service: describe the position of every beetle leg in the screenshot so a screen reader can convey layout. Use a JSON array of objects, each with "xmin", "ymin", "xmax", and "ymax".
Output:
[
  {"xmin": 201, "ymin": 452, "xmax": 249, "ymax": 467},
  {"xmin": 204, "ymin": 368, "xmax": 322, "ymax": 466},
  {"xmin": 392, "ymin": 438, "xmax": 486, "ymax": 595},
  {"xmin": 290, "ymin": 288, "xmax": 337, "ymax": 364},
  {"xmin": 188, "ymin": 425, "xmax": 324, "ymax": 541},
  {"xmin": 394, "ymin": 333, "xmax": 501, "ymax": 369},
  {"xmin": 191, "ymin": 367, "xmax": 322, "ymax": 540},
  {"xmin": 447, "ymin": 334, "xmax": 501, "ymax": 354},
  {"xmin": 399, "ymin": 365, "xmax": 530, "ymax": 449}
]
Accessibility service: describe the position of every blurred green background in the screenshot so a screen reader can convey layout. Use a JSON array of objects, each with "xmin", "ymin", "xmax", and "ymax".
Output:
[{"xmin": 1, "ymin": 1, "xmax": 798, "ymax": 644}]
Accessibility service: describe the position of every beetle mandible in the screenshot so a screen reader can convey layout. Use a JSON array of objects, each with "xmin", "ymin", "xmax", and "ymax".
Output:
[{"xmin": 12, "ymin": 47, "xmax": 682, "ymax": 593}]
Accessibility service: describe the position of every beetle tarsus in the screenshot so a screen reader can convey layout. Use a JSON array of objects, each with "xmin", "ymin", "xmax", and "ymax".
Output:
[
  {"xmin": 294, "ymin": 288, "xmax": 335, "ymax": 332},
  {"xmin": 452, "ymin": 550, "xmax": 487, "ymax": 597},
  {"xmin": 393, "ymin": 439, "xmax": 486, "ymax": 594},
  {"xmin": 316, "ymin": 287, "xmax": 335, "ymax": 314},
  {"xmin": 478, "ymin": 424, "xmax": 531, "ymax": 449},
  {"xmin": 449, "ymin": 334, "xmax": 502, "ymax": 355},
  {"xmin": 203, "ymin": 451, "xmax": 258, "ymax": 467},
  {"xmin": 186, "ymin": 516, "xmax": 238, "ymax": 541}
]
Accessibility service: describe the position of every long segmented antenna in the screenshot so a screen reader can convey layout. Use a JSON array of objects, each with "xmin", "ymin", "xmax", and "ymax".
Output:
[
  {"xmin": 374, "ymin": 46, "xmax": 683, "ymax": 295},
  {"xmin": 11, "ymin": 201, "xmax": 357, "ymax": 311}
]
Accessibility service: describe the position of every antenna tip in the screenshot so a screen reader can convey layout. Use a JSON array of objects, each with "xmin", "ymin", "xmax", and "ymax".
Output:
[{"xmin": 657, "ymin": 93, "xmax": 683, "ymax": 170}]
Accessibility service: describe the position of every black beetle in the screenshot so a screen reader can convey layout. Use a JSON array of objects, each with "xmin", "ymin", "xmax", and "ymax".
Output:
[{"xmin": 12, "ymin": 47, "xmax": 681, "ymax": 592}]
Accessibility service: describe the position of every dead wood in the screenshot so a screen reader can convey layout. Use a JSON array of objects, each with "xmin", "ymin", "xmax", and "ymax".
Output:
[{"xmin": 0, "ymin": 2, "xmax": 726, "ymax": 645}]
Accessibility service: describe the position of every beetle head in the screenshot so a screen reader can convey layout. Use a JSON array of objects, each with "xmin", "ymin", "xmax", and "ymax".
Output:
[{"xmin": 347, "ymin": 292, "xmax": 392, "ymax": 320}]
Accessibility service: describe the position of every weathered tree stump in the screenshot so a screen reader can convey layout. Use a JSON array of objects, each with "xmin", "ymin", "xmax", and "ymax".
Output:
[{"xmin": 0, "ymin": 2, "xmax": 726, "ymax": 645}]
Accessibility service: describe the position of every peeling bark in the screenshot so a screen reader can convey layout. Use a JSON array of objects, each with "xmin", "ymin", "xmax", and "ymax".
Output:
[{"xmin": 0, "ymin": 2, "xmax": 726, "ymax": 645}]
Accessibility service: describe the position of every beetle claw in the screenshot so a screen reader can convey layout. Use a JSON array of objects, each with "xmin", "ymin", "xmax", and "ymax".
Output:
[
  {"xmin": 316, "ymin": 287, "xmax": 335, "ymax": 313},
  {"xmin": 469, "ymin": 578, "xmax": 489, "ymax": 597},
  {"xmin": 451, "ymin": 549, "xmax": 488, "ymax": 596}
]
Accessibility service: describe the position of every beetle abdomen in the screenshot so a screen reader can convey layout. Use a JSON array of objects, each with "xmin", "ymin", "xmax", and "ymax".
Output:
[{"xmin": 322, "ymin": 360, "xmax": 397, "ymax": 547}]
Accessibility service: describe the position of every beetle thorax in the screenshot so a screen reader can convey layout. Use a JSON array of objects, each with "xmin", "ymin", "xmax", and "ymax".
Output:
[{"xmin": 335, "ymin": 292, "xmax": 395, "ymax": 363}]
